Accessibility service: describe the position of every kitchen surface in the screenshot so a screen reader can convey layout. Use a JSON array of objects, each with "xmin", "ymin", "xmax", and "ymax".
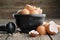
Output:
[
  {"xmin": 0, "ymin": 19, "xmax": 60, "ymax": 40},
  {"xmin": 0, "ymin": 0, "xmax": 60, "ymax": 40}
]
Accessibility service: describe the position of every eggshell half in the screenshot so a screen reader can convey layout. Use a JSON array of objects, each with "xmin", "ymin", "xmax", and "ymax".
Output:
[
  {"xmin": 30, "ymin": 10, "xmax": 39, "ymax": 14},
  {"xmin": 46, "ymin": 21, "xmax": 58, "ymax": 35},
  {"xmin": 56, "ymin": 25, "xmax": 60, "ymax": 32},
  {"xmin": 20, "ymin": 9, "xmax": 30, "ymax": 14},
  {"xmin": 25, "ymin": 4, "xmax": 36, "ymax": 11}
]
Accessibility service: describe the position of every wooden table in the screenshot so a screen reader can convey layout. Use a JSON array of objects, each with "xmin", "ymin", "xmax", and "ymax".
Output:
[{"xmin": 0, "ymin": 19, "xmax": 60, "ymax": 40}]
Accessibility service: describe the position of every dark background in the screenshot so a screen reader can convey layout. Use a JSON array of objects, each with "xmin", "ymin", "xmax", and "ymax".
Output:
[{"xmin": 0, "ymin": 0, "xmax": 60, "ymax": 19}]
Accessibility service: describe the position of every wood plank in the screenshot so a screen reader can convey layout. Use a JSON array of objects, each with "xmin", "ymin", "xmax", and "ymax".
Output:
[
  {"xmin": 0, "ymin": 33, "xmax": 51, "ymax": 40},
  {"xmin": 0, "ymin": 34, "xmax": 8, "ymax": 40},
  {"xmin": 0, "ymin": 19, "xmax": 60, "ymax": 40},
  {"xmin": 51, "ymin": 32, "xmax": 60, "ymax": 40},
  {"xmin": 6, "ymin": 33, "xmax": 40, "ymax": 40},
  {"xmin": 40, "ymin": 35, "xmax": 51, "ymax": 40},
  {"xmin": 6, "ymin": 33, "xmax": 51, "ymax": 40}
]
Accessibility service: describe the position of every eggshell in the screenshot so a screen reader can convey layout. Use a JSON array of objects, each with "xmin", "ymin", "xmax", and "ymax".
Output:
[
  {"xmin": 20, "ymin": 9, "xmax": 30, "ymax": 14},
  {"xmin": 35, "ymin": 7, "xmax": 42, "ymax": 14},
  {"xmin": 29, "ymin": 30, "xmax": 39, "ymax": 37},
  {"xmin": 43, "ymin": 22, "xmax": 49, "ymax": 28},
  {"xmin": 56, "ymin": 25, "xmax": 60, "ymax": 32},
  {"xmin": 58, "ymin": 26, "xmax": 60, "ymax": 32},
  {"xmin": 36, "ymin": 26, "xmax": 46, "ymax": 35},
  {"xmin": 33, "ymin": 6, "xmax": 36, "ymax": 9},
  {"xmin": 25, "ymin": 4, "xmax": 36, "ymax": 11},
  {"xmin": 39, "ymin": 9, "xmax": 42, "ymax": 14},
  {"xmin": 29, "ymin": 33, "xmax": 38, "ymax": 37},
  {"xmin": 46, "ymin": 21, "xmax": 58, "ymax": 35},
  {"xmin": 30, "ymin": 10, "xmax": 39, "ymax": 14}
]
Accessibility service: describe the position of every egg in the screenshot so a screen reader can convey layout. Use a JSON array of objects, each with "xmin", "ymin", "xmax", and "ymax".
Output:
[
  {"xmin": 46, "ymin": 21, "xmax": 58, "ymax": 35},
  {"xmin": 36, "ymin": 25, "xmax": 46, "ymax": 35},
  {"xmin": 20, "ymin": 9, "xmax": 30, "ymax": 14},
  {"xmin": 29, "ymin": 30, "xmax": 39, "ymax": 37}
]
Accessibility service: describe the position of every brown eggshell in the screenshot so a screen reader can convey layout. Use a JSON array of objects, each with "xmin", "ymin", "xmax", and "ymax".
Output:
[
  {"xmin": 46, "ymin": 25, "xmax": 56, "ymax": 35},
  {"xmin": 35, "ymin": 7, "xmax": 42, "ymax": 14},
  {"xmin": 25, "ymin": 4, "xmax": 36, "ymax": 11},
  {"xmin": 36, "ymin": 26, "xmax": 46, "ymax": 35},
  {"xmin": 43, "ymin": 22, "xmax": 49, "ymax": 28},
  {"xmin": 39, "ymin": 9, "xmax": 42, "ymax": 14},
  {"xmin": 57, "ymin": 25, "xmax": 60, "ymax": 32},
  {"xmin": 20, "ymin": 9, "xmax": 30, "ymax": 14},
  {"xmin": 46, "ymin": 21, "xmax": 58, "ymax": 35},
  {"xmin": 30, "ymin": 10, "xmax": 39, "ymax": 14}
]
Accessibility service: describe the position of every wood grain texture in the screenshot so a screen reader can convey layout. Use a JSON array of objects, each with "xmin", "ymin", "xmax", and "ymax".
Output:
[
  {"xmin": 0, "ymin": 19, "xmax": 60, "ymax": 40},
  {"xmin": 51, "ymin": 32, "xmax": 60, "ymax": 40},
  {"xmin": 40, "ymin": 35, "xmax": 51, "ymax": 40}
]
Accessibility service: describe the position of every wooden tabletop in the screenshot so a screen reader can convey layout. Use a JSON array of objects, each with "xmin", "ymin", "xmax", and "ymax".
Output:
[{"xmin": 0, "ymin": 19, "xmax": 60, "ymax": 40}]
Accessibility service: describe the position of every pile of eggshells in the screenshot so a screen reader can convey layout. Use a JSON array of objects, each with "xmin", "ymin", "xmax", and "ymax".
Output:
[
  {"xmin": 29, "ymin": 21, "xmax": 60, "ymax": 37},
  {"xmin": 17, "ymin": 4, "xmax": 42, "ymax": 14},
  {"xmin": 16, "ymin": 5, "xmax": 60, "ymax": 37}
]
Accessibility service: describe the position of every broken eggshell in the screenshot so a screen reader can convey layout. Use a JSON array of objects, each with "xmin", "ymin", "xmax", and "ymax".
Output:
[
  {"xmin": 29, "ymin": 30, "xmax": 39, "ymax": 37},
  {"xmin": 46, "ymin": 21, "xmax": 58, "ymax": 35},
  {"xmin": 56, "ymin": 25, "xmax": 60, "ymax": 32},
  {"xmin": 43, "ymin": 21, "xmax": 49, "ymax": 27},
  {"xmin": 25, "ymin": 4, "xmax": 36, "ymax": 11},
  {"xmin": 19, "ymin": 9, "xmax": 30, "ymax": 14}
]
